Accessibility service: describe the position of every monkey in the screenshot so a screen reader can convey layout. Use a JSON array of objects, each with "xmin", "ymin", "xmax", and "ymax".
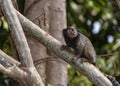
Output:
[
  {"xmin": 62, "ymin": 27, "xmax": 120, "ymax": 86},
  {"xmin": 62, "ymin": 27, "xmax": 96, "ymax": 65}
]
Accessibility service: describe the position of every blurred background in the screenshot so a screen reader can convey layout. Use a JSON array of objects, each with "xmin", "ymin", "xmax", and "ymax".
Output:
[
  {"xmin": 67, "ymin": 0, "xmax": 120, "ymax": 86},
  {"xmin": 0, "ymin": 0, "xmax": 120, "ymax": 86}
]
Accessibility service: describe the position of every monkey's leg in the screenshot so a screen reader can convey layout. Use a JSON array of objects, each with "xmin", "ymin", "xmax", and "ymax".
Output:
[
  {"xmin": 73, "ymin": 48, "xmax": 88, "ymax": 64},
  {"xmin": 71, "ymin": 48, "xmax": 83, "ymax": 62}
]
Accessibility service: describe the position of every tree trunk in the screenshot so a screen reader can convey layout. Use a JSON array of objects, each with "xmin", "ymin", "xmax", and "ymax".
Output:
[
  {"xmin": 24, "ymin": 0, "xmax": 49, "ymax": 83},
  {"xmin": 46, "ymin": 0, "xmax": 67, "ymax": 86}
]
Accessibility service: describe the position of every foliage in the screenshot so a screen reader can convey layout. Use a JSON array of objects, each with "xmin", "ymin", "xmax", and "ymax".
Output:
[
  {"xmin": 16, "ymin": 0, "xmax": 25, "ymax": 13},
  {"xmin": 68, "ymin": 65, "xmax": 92, "ymax": 86},
  {"xmin": 67, "ymin": 0, "xmax": 120, "ymax": 86}
]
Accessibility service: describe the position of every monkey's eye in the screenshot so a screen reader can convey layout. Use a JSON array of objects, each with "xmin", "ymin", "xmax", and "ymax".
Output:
[{"xmin": 71, "ymin": 28, "xmax": 74, "ymax": 31}]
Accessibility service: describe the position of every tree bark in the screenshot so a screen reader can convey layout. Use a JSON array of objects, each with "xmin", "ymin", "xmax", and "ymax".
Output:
[
  {"xmin": 24, "ymin": 0, "xmax": 68, "ymax": 85},
  {"xmin": 24, "ymin": 0, "xmax": 50, "ymax": 83},
  {"xmin": 46, "ymin": 0, "xmax": 67, "ymax": 86}
]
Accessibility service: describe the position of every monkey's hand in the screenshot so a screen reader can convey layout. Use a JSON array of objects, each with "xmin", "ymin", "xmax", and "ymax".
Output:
[
  {"xmin": 72, "ymin": 55, "xmax": 88, "ymax": 64},
  {"xmin": 61, "ymin": 45, "xmax": 74, "ymax": 53}
]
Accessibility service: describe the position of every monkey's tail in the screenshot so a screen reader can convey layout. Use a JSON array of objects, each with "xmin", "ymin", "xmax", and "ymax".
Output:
[{"xmin": 105, "ymin": 74, "xmax": 120, "ymax": 86}]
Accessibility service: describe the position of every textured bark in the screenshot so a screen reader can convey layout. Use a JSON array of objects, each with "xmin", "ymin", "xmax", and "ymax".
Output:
[
  {"xmin": 24, "ymin": 0, "xmax": 67, "ymax": 85},
  {"xmin": 46, "ymin": 0, "xmax": 67, "ymax": 86},
  {"xmin": 24, "ymin": 0, "xmax": 50, "ymax": 83}
]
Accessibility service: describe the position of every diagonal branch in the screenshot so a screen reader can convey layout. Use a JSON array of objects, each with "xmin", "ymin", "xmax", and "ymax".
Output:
[
  {"xmin": 0, "ymin": 63, "xmax": 27, "ymax": 85},
  {"xmin": 17, "ymin": 11, "xmax": 113, "ymax": 86},
  {"xmin": 0, "ymin": 50, "xmax": 20, "ymax": 66},
  {"xmin": 0, "ymin": 50, "xmax": 37, "ymax": 86}
]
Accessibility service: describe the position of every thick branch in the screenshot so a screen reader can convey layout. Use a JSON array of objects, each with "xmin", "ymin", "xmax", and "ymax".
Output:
[
  {"xmin": 17, "ymin": 11, "xmax": 113, "ymax": 86},
  {"xmin": 1, "ymin": 0, "xmax": 33, "ymax": 67},
  {"xmin": 0, "ymin": 50, "xmax": 20, "ymax": 66}
]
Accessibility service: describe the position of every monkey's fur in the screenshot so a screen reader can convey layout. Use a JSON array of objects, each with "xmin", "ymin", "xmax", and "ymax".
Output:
[
  {"xmin": 63, "ymin": 27, "xmax": 96, "ymax": 65},
  {"xmin": 62, "ymin": 27, "xmax": 120, "ymax": 86}
]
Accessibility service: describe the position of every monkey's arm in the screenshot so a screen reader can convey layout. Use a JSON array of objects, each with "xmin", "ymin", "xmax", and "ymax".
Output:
[{"xmin": 74, "ymin": 48, "xmax": 83, "ymax": 56}]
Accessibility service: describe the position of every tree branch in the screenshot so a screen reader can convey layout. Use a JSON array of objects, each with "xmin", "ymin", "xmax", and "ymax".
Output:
[
  {"xmin": 0, "ymin": 50, "xmax": 20, "ymax": 66},
  {"xmin": 0, "ymin": 0, "xmax": 44, "ymax": 86},
  {"xmin": 17, "ymin": 11, "xmax": 113, "ymax": 86},
  {"xmin": 1, "ymin": 0, "xmax": 33, "ymax": 67},
  {"xmin": 0, "ymin": 63, "xmax": 28, "ymax": 85},
  {"xmin": 0, "ymin": 50, "xmax": 34, "ymax": 85}
]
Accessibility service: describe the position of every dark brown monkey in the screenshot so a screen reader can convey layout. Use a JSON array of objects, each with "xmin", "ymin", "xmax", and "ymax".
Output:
[
  {"xmin": 62, "ymin": 27, "xmax": 96, "ymax": 65},
  {"xmin": 63, "ymin": 27, "xmax": 120, "ymax": 86}
]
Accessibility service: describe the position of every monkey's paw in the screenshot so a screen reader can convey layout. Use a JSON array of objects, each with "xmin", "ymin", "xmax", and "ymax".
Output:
[{"xmin": 61, "ymin": 45, "xmax": 74, "ymax": 53}]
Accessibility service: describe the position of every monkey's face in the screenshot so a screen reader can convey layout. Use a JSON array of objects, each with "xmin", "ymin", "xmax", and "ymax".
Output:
[{"xmin": 66, "ymin": 28, "xmax": 78, "ymax": 39}]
